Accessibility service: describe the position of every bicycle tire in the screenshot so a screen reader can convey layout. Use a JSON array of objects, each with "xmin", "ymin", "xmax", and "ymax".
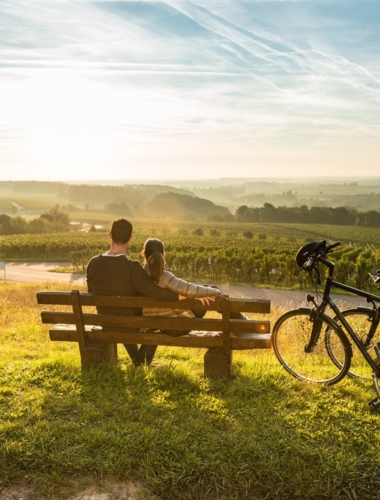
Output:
[
  {"xmin": 272, "ymin": 308, "xmax": 352, "ymax": 385},
  {"xmin": 329, "ymin": 308, "xmax": 379, "ymax": 379}
]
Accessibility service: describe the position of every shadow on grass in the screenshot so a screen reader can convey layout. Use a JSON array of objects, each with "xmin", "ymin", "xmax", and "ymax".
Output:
[{"xmin": 4, "ymin": 355, "xmax": 380, "ymax": 500}]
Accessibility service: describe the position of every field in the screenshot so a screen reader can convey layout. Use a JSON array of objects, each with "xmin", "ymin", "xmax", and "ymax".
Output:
[
  {"xmin": 1, "ymin": 220, "xmax": 380, "ymax": 290},
  {"xmin": 1, "ymin": 282, "xmax": 380, "ymax": 499}
]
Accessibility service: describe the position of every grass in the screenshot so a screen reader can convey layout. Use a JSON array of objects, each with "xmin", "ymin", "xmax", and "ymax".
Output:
[
  {"xmin": 1, "ymin": 283, "xmax": 380, "ymax": 499},
  {"xmin": 49, "ymin": 265, "xmax": 85, "ymax": 274}
]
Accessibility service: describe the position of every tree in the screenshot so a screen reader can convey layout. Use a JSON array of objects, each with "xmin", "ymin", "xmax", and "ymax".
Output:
[
  {"xmin": 235, "ymin": 205, "xmax": 252, "ymax": 222},
  {"xmin": 11, "ymin": 216, "xmax": 27, "ymax": 234},
  {"xmin": 0, "ymin": 214, "xmax": 12, "ymax": 235},
  {"xmin": 40, "ymin": 206, "xmax": 70, "ymax": 230},
  {"xmin": 28, "ymin": 217, "xmax": 52, "ymax": 234}
]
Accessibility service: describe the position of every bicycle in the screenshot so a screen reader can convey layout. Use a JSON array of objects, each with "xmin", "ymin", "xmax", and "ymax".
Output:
[{"xmin": 271, "ymin": 240, "xmax": 380, "ymax": 409}]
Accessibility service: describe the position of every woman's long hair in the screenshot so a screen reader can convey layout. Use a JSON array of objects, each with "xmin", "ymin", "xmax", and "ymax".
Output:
[{"xmin": 143, "ymin": 238, "xmax": 166, "ymax": 283}]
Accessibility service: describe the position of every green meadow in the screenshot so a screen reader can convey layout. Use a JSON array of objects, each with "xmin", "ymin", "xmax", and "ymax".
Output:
[{"xmin": 1, "ymin": 282, "xmax": 380, "ymax": 499}]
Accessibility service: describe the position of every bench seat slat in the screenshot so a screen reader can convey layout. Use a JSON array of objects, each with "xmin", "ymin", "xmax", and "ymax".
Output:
[
  {"xmin": 49, "ymin": 325, "xmax": 271, "ymax": 349},
  {"xmin": 41, "ymin": 312, "xmax": 270, "ymax": 333}
]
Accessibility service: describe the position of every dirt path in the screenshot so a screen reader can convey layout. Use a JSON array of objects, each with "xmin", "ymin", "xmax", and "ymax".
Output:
[
  {"xmin": 0, "ymin": 479, "xmax": 141, "ymax": 500},
  {"xmin": 1, "ymin": 262, "xmax": 366, "ymax": 308}
]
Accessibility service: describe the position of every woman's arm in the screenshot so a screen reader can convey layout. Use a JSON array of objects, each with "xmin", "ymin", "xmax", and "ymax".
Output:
[{"xmin": 160, "ymin": 270, "xmax": 223, "ymax": 299}]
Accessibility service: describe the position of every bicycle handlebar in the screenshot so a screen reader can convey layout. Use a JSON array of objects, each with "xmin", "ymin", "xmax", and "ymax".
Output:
[{"xmin": 325, "ymin": 241, "xmax": 341, "ymax": 253}]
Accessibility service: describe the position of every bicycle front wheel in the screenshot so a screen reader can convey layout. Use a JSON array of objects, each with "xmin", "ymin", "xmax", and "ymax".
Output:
[{"xmin": 272, "ymin": 309, "xmax": 352, "ymax": 385}]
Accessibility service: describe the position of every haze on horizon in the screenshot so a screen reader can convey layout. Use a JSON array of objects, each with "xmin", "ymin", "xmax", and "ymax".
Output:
[{"xmin": 1, "ymin": 0, "xmax": 379, "ymax": 183}]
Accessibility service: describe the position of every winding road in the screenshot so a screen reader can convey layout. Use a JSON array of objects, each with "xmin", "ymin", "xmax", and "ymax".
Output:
[{"xmin": 1, "ymin": 261, "xmax": 366, "ymax": 308}]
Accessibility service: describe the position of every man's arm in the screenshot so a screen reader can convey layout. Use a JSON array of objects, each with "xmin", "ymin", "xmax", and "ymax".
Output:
[
  {"xmin": 131, "ymin": 262, "xmax": 179, "ymax": 301},
  {"xmin": 86, "ymin": 261, "xmax": 92, "ymax": 292}
]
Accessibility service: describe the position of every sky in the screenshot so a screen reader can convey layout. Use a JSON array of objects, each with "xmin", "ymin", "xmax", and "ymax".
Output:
[{"xmin": 1, "ymin": 0, "xmax": 379, "ymax": 182}]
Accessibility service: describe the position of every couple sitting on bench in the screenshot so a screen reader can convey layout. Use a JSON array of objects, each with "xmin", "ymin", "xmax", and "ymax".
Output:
[{"xmin": 86, "ymin": 218, "xmax": 246, "ymax": 367}]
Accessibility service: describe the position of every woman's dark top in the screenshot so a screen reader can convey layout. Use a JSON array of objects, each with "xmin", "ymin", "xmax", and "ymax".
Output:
[{"xmin": 86, "ymin": 254, "xmax": 178, "ymax": 316}]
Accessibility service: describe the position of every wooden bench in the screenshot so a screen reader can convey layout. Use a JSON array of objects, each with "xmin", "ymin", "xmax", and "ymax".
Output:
[{"xmin": 36, "ymin": 290, "xmax": 271, "ymax": 377}]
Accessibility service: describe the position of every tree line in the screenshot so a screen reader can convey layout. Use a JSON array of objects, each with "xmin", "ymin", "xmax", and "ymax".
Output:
[
  {"xmin": 235, "ymin": 203, "xmax": 380, "ymax": 227},
  {"xmin": 0, "ymin": 208, "xmax": 70, "ymax": 235},
  {"xmin": 3, "ymin": 203, "xmax": 380, "ymax": 237}
]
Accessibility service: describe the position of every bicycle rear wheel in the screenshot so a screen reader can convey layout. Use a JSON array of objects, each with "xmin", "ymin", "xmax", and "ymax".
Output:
[
  {"xmin": 272, "ymin": 309, "xmax": 352, "ymax": 385},
  {"xmin": 329, "ymin": 308, "xmax": 379, "ymax": 379}
]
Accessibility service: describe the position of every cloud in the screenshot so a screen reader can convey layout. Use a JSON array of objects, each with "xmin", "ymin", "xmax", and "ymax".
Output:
[{"xmin": 0, "ymin": 0, "xmax": 379, "ymax": 179}]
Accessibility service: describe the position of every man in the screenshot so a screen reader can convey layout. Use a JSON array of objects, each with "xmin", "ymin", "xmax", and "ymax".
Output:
[{"xmin": 86, "ymin": 218, "xmax": 179, "ymax": 366}]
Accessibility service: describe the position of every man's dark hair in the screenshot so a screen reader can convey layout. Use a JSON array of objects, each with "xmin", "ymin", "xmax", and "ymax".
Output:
[{"xmin": 110, "ymin": 218, "xmax": 133, "ymax": 244}]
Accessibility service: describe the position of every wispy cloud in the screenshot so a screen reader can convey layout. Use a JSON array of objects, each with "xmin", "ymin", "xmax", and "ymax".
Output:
[{"xmin": 0, "ymin": 0, "xmax": 379, "ymax": 180}]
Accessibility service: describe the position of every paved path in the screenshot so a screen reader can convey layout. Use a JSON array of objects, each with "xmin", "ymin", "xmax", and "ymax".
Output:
[
  {"xmin": 1, "ymin": 262, "xmax": 366, "ymax": 308},
  {"xmin": 2, "ymin": 262, "xmax": 86, "ymax": 287}
]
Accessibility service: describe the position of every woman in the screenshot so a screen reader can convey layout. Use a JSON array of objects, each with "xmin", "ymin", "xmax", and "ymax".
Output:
[
  {"xmin": 139, "ymin": 238, "xmax": 248, "ymax": 364},
  {"xmin": 143, "ymin": 238, "xmax": 222, "ymax": 301},
  {"xmin": 142, "ymin": 238, "xmax": 223, "ymax": 338}
]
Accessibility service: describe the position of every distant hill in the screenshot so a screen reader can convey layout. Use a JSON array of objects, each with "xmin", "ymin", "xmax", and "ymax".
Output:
[
  {"xmin": 66, "ymin": 183, "xmax": 193, "ymax": 207},
  {"xmin": 144, "ymin": 192, "xmax": 232, "ymax": 220},
  {"xmin": 3, "ymin": 178, "xmax": 380, "ymax": 219},
  {"xmin": 0, "ymin": 181, "xmax": 232, "ymax": 220}
]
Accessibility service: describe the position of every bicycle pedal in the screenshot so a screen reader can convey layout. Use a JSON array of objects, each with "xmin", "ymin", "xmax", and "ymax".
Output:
[{"xmin": 368, "ymin": 397, "xmax": 380, "ymax": 409}]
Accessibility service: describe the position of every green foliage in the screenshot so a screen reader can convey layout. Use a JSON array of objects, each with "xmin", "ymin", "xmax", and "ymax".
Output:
[
  {"xmin": 2, "ymin": 283, "xmax": 380, "ymax": 499},
  {"xmin": 0, "ymin": 213, "xmax": 12, "ymax": 234},
  {"xmin": 0, "ymin": 206, "xmax": 70, "ymax": 235},
  {"xmin": 1, "ymin": 220, "xmax": 380, "ymax": 289},
  {"xmin": 40, "ymin": 207, "xmax": 70, "ymax": 227},
  {"xmin": 0, "ymin": 232, "xmax": 108, "ymax": 262}
]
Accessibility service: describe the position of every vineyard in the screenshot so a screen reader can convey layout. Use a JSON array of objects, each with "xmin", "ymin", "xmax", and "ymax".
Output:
[{"xmin": 1, "ymin": 220, "xmax": 380, "ymax": 289}]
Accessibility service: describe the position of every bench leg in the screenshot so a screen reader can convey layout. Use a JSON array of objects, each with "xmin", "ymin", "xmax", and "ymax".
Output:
[
  {"xmin": 204, "ymin": 349, "xmax": 232, "ymax": 377},
  {"xmin": 79, "ymin": 342, "xmax": 118, "ymax": 368}
]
